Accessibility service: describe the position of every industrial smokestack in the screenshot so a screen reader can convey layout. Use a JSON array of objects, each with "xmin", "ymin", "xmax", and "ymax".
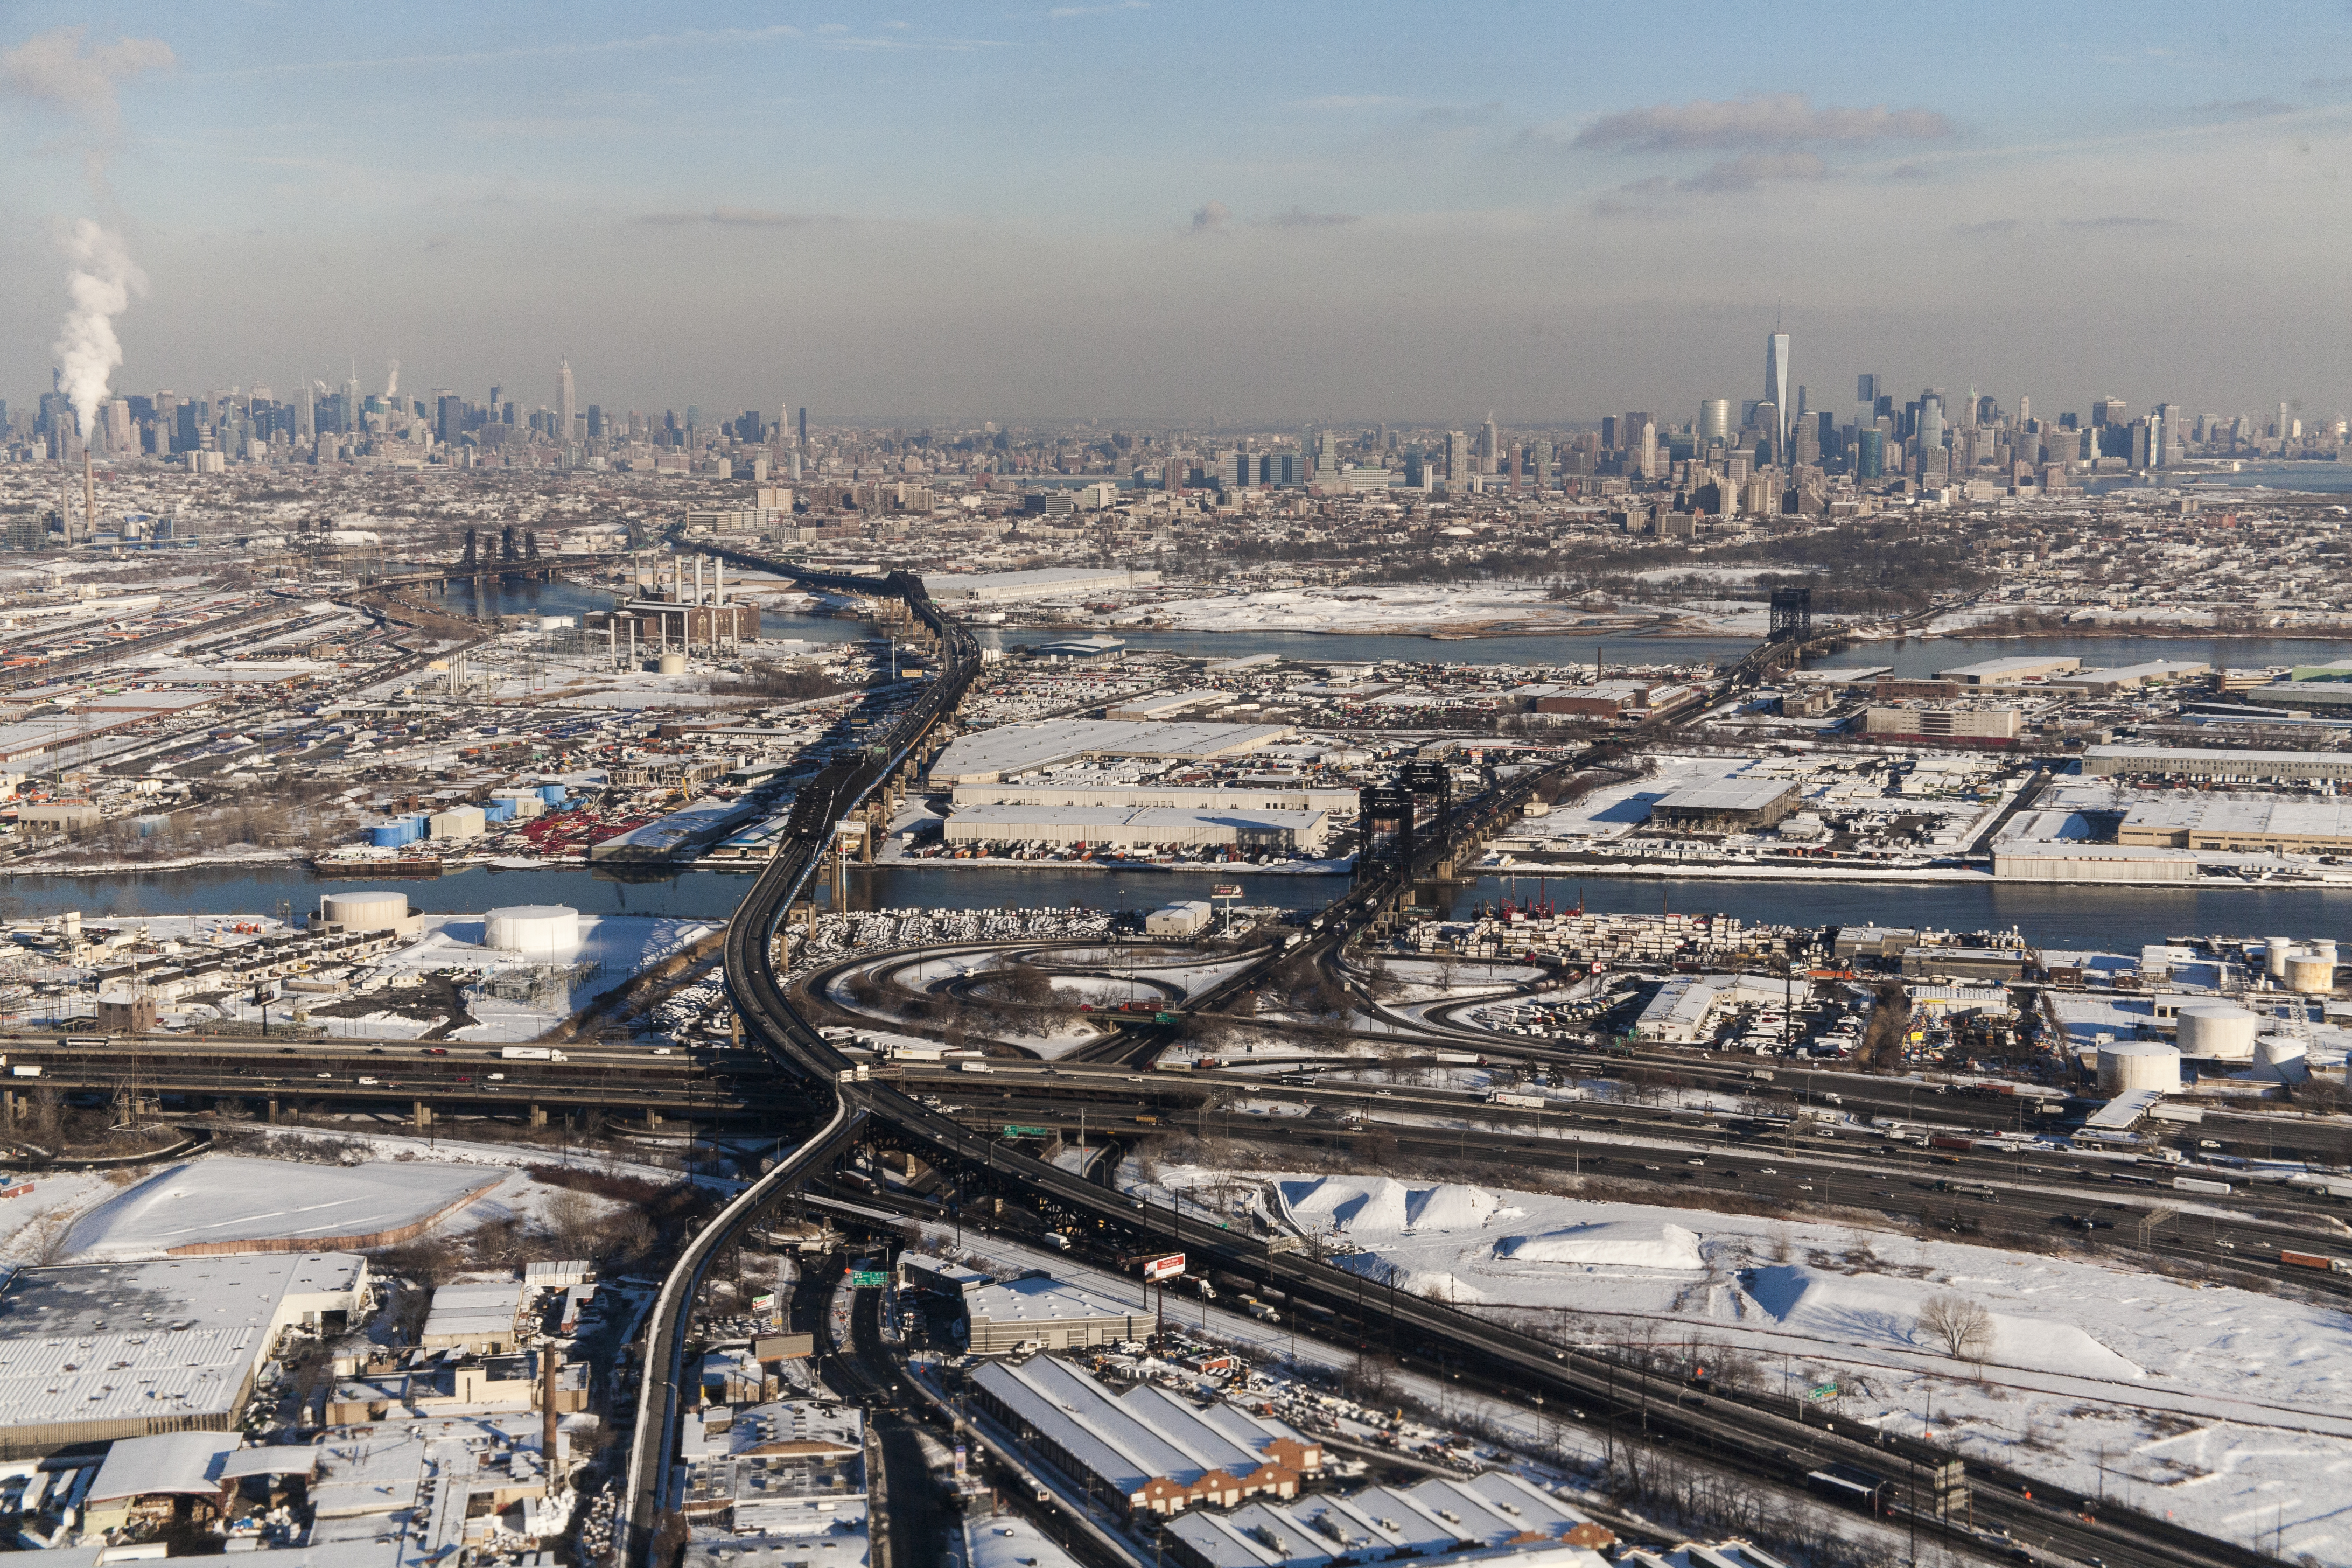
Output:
[
  {"xmin": 542, "ymin": 1345, "xmax": 559, "ymax": 1478},
  {"xmin": 83, "ymin": 449, "xmax": 94, "ymax": 539}
]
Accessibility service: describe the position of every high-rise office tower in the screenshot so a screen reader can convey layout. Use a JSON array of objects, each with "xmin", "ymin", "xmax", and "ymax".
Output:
[
  {"xmin": 1919, "ymin": 394, "xmax": 1944, "ymax": 455},
  {"xmin": 436, "ymin": 392, "xmax": 461, "ymax": 446},
  {"xmin": 558, "ymin": 360, "xmax": 577, "ymax": 442},
  {"xmin": 1481, "ymin": 415, "xmax": 1499, "ymax": 472},
  {"xmin": 1637, "ymin": 420, "xmax": 1658, "ymax": 480},
  {"xmin": 340, "ymin": 375, "xmax": 362, "ymax": 433},
  {"xmin": 296, "ymin": 383, "xmax": 314, "ymax": 440},
  {"xmin": 1698, "ymin": 399, "xmax": 1730, "ymax": 444},
  {"xmin": 2092, "ymin": 396, "xmax": 2125, "ymax": 428},
  {"xmin": 2018, "ymin": 394, "xmax": 2031, "ymax": 426},
  {"xmin": 1753, "ymin": 402, "xmax": 1779, "ymax": 466},
  {"xmin": 1856, "ymin": 373, "xmax": 1878, "ymax": 409},
  {"xmin": 1765, "ymin": 331, "xmax": 1790, "ymax": 458},
  {"xmin": 1445, "ymin": 430, "xmax": 1469, "ymax": 481},
  {"xmin": 1531, "ymin": 438, "xmax": 1553, "ymax": 489}
]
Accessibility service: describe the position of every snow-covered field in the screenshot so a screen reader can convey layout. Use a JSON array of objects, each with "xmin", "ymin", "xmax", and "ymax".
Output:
[{"xmin": 1155, "ymin": 1167, "xmax": 2352, "ymax": 1563}]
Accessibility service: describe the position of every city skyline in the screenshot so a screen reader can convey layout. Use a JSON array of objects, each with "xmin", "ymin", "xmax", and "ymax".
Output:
[{"xmin": 3, "ymin": 2, "xmax": 2350, "ymax": 421}]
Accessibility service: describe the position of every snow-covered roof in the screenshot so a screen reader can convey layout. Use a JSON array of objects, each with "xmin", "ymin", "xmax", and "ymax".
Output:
[{"xmin": 88, "ymin": 1430, "xmax": 241, "ymax": 1501}]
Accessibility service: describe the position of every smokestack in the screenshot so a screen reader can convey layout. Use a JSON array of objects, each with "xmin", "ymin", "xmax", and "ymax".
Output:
[
  {"xmin": 542, "ymin": 1345, "xmax": 560, "ymax": 1476},
  {"xmin": 83, "ymin": 450, "xmax": 95, "ymax": 540}
]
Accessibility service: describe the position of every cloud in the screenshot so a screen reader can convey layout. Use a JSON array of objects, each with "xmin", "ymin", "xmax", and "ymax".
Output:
[
  {"xmin": 2305, "ymin": 75, "xmax": 2352, "ymax": 89},
  {"xmin": 1183, "ymin": 199, "xmax": 1230, "ymax": 236},
  {"xmin": 1888, "ymin": 163, "xmax": 1936, "ymax": 181},
  {"xmin": 1952, "ymin": 218, "xmax": 2024, "ymax": 236},
  {"xmin": 1259, "ymin": 206, "xmax": 1359, "ymax": 227},
  {"xmin": 1676, "ymin": 151, "xmax": 1826, "ymax": 191},
  {"xmin": 2193, "ymin": 97, "xmax": 2291, "ymax": 115},
  {"xmin": 635, "ymin": 207, "xmax": 838, "ymax": 227},
  {"xmin": 213, "ymin": 25, "xmax": 801, "ymax": 77},
  {"xmin": 0, "ymin": 26, "xmax": 173, "ymax": 127},
  {"xmin": 1565, "ymin": 92, "xmax": 1954, "ymax": 152},
  {"xmin": 1592, "ymin": 193, "xmax": 1683, "ymax": 220},
  {"xmin": 1048, "ymin": 1, "xmax": 1146, "ymax": 14},
  {"xmin": 2060, "ymin": 215, "xmax": 2166, "ymax": 228},
  {"xmin": 1287, "ymin": 94, "xmax": 1411, "ymax": 110}
]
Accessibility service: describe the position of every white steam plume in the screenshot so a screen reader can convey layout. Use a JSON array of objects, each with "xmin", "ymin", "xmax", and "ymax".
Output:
[{"xmin": 52, "ymin": 219, "xmax": 146, "ymax": 436}]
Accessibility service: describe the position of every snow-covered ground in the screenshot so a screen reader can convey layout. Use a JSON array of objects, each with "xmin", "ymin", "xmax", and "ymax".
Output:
[{"xmin": 1176, "ymin": 1168, "xmax": 2352, "ymax": 1563}]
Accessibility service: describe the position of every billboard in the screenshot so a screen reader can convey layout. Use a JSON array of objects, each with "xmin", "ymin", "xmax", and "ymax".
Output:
[{"xmin": 1139, "ymin": 1252, "xmax": 1186, "ymax": 1283}]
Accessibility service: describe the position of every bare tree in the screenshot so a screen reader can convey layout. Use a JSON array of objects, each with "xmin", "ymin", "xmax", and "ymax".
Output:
[{"xmin": 1917, "ymin": 1293, "xmax": 1993, "ymax": 1360}]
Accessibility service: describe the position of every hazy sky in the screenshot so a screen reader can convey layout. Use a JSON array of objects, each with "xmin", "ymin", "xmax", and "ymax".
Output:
[{"xmin": 4, "ymin": 1, "xmax": 2349, "ymax": 426}]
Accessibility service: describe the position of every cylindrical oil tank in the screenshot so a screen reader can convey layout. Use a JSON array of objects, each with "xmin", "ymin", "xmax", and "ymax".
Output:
[
  {"xmin": 484, "ymin": 904, "xmax": 582, "ymax": 953},
  {"xmin": 657, "ymin": 652, "xmax": 688, "ymax": 676},
  {"xmin": 540, "ymin": 783, "xmax": 568, "ymax": 806},
  {"xmin": 2176, "ymin": 1003, "xmax": 2259, "ymax": 1060},
  {"xmin": 2285, "ymin": 951, "xmax": 2334, "ymax": 994},
  {"xmin": 2253, "ymin": 1034, "xmax": 2309, "ymax": 1083},
  {"xmin": 2097, "ymin": 1040, "xmax": 2182, "ymax": 1095},
  {"xmin": 483, "ymin": 798, "xmax": 517, "ymax": 823},
  {"xmin": 2265, "ymin": 937, "xmax": 2293, "ymax": 979},
  {"xmin": 320, "ymin": 890, "xmax": 410, "ymax": 933},
  {"xmin": 370, "ymin": 823, "xmax": 408, "ymax": 848}
]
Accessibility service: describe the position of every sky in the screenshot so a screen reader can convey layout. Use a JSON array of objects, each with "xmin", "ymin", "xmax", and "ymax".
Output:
[{"xmin": 3, "ymin": 1, "xmax": 2350, "ymax": 428}]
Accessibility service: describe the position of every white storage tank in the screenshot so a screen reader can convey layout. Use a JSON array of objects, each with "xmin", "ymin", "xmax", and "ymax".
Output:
[
  {"xmin": 2176, "ymin": 1003, "xmax": 2259, "ymax": 1060},
  {"xmin": 319, "ymin": 890, "xmax": 410, "ymax": 933},
  {"xmin": 2097, "ymin": 1039, "xmax": 2182, "ymax": 1094},
  {"xmin": 2253, "ymin": 1034, "xmax": 2310, "ymax": 1084},
  {"xmin": 657, "ymin": 652, "xmax": 688, "ymax": 676},
  {"xmin": 484, "ymin": 904, "xmax": 582, "ymax": 954},
  {"xmin": 2264, "ymin": 937, "xmax": 2293, "ymax": 979},
  {"xmin": 2285, "ymin": 950, "xmax": 2335, "ymax": 995}
]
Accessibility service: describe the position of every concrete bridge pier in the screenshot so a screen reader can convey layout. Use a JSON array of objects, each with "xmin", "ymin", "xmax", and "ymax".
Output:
[
  {"xmin": 412, "ymin": 1100, "xmax": 432, "ymax": 1130},
  {"xmin": 529, "ymin": 1104, "xmax": 548, "ymax": 1129}
]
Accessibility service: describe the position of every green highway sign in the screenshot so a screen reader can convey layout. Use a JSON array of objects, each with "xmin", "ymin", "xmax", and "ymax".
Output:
[
  {"xmin": 849, "ymin": 1270, "xmax": 888, "ymax": 1289},
  {"xmin": 1808, "ymin": 1384, "xmax": 1839, "ymax": 1401},
  {"xmin": 1002, "ymin": 1124, "xmax": 1051, "ymax": 1138}
]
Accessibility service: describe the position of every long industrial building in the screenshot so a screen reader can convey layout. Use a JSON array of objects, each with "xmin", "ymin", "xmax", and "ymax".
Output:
[
  {"xmin": 2119, "ymin": 794, "xmax": 2352, "ymax": 853},
  {"xmin": 2081, "ymin": 745, "xmax": 2352, "ymax": 783},
  {"xmin": 929, "ymin": 719, "xmax": 1297, "ymax": 785},
  {"xmin": 951, "ymin": 781, "xmax": 1359, "ymax": 813},
  {"xmin": 1163, "ymin": 1469, "xmax": 1612, "ymax": 1568},
  {"xmin": 944, "ymin": 803, "xmax": 1327, "ymax": 853},
  {"xmin": 966, "ymin": 1357, "xmax": 1320, "ymax": 1516},
  {"xmin": 0, "ymin": 1254, "xmax": 368, "ymax": 1452}
]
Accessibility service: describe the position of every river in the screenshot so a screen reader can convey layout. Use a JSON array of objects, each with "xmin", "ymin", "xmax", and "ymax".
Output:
[{"xmin": 11, "ymin": 862, "xmax": 2343, "ymax": 957}]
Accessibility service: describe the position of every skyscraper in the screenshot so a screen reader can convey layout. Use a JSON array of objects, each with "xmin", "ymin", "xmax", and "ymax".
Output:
[
  {"xmin": 296, "ymin": 382, "xmax": 314, "ymax": 440},
  {"xmin": 558, "ymin": 360, "xmax": 577, "ymax": 443},
  {"xmin": 1698, "ymin": 399, "xmax": 1730, "ymax": 444},
  {"xmin": 1444, "ymin": 430, "xmax": 1469, "ymax": 482},
  {"xmin": 1764, "ymin": 331, "xmax": 1790, "ymax": 459},
  {"xmin": 1481, "ymin": 415, "xmax": 1499, "ymax": 473}
]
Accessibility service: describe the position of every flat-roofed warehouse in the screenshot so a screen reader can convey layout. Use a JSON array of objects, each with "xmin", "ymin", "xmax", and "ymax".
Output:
[
  {"xmin": 2119, "ymin": 793, "xmax": 2352, "ymax": 853},
  {"xmin": 2251, "ymin": 682, "xmax": 2352, "ymax": 715},
  {"xmin": 1934, "ymin": 655, "xmax": 2082, "ymax": 685},
  {"xmin": 1647, "ymin": 778, "xmax": 1802, "ymax": 832},
  {"xmin": 943, "ymin": 803, "xmax": 1328, "ymax": 853},
  {"xmin": 0, "ymin": 1252, "xmax": 367, "ymax": 1450},
  {"xmin": 954, "ymin": 1273, "xmax": 1157, "ymax": 1354},
  {"xmin": 2082, "ymin": 745, "xmax": 2352, "ymax": 783},
  {"xmin": 928, "ymin": 719, "xmax": 1296, "ymax": 785}
]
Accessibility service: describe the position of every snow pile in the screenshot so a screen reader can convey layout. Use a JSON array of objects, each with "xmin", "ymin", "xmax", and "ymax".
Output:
[
  {"xmin": 1282, "ymin": 1176, "xmax": 1501, "ymax": 1239},
  {"xmin": 1494, "ymin": 1220, "xmax": 1704, "ymax": 1271},
  {"xmin": 1743, "ymin": 1265, "xmax": 2145, "ymax": 1381},
  {"xmin": 63, "ymin": 1156, "xmax": 501, "ymax": 1261}
]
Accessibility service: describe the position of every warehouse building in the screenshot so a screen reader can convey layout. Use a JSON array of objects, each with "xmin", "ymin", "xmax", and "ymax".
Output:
[
  {"xmin": 1862, "ymin": 706, "xmax": 2023, "ymax": 744},
  {"xmin": 944, "ymin": 803, "xmax": 1328, "ymax": 853},
  {"xmin": 1529, "ymin": 679, "xmax": 1653, "ymax": 718},
  {"xmin": 2118, "ymin": 794, "xmax": 2352, "ymax": 853},
  {"xmin": 1163, "ymin": 1470, "xmax": 1611, "ymax": 1568},
  {"xmin": 930, "ymin": 719, "xmax": 1296, "ymax": 785},
  {"xmin": 2081, "ymin": 746, "xmax": 2352, "ymax": 783},
  {"xmin": 0, "ymin": 1253, "xmax": 367, "ymax": 1452},
  {"xmin": 967, "ymin": 1357, "xmax": 1319, "ymax": 1515},
  {"xmin": 2251, "ymin": 682, "xmax": 2352, "ymax": 716},
  {"xmin": 953, "ymin": 781, "xmax": 1359, "ymax": 814},
  {"xmin": 1646, "ymin": 778, "xmax": 1801, "ymax": 833},
  {"xmin": 1105, "ymin": 690, "xmax": 1233, "ymax": 720},
  {"xmin": 956, "ymin": 1275, "xmax": 1160, "ymax": 1354},
  {"xmin": 1934, "ymin": 655, "xmax": 2080, "ymax": 685},
  {"xmin": 2046, "ymin": 660, "xmax": 2208, "ymax": 694}
]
